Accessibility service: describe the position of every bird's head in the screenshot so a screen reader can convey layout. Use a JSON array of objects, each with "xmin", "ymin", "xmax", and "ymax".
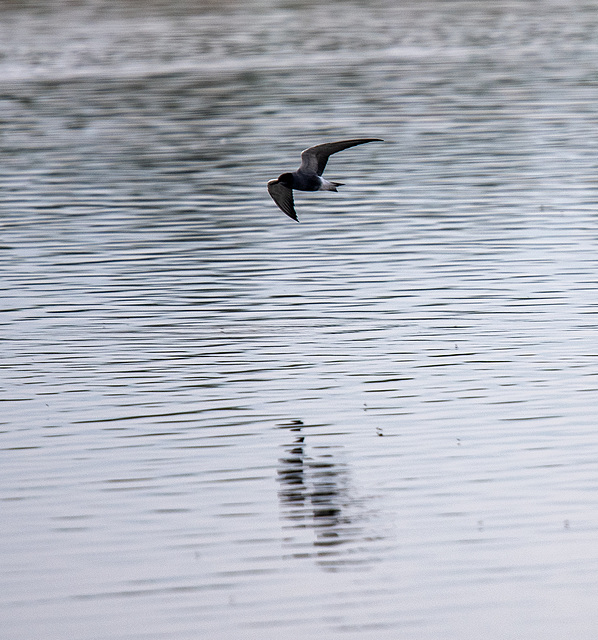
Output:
[{"xmin": 276, "ymin": 173, "xmax": 294, "ymax": 188}]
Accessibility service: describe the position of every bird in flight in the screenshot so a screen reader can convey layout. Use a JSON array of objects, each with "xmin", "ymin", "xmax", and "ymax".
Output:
[{"xmin": 267, "ymin": 138, "xmax": 383, "ymax": 222}]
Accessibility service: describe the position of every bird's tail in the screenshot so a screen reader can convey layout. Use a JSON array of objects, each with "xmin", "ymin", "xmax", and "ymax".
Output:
[{"xmin": 320, "ymin": 178, "xmax": 344, "ymax": 192}]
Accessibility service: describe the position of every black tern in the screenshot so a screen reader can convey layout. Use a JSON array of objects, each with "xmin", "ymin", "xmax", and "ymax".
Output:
[{"xmin": 267, "ymin": 138, "xmax": 383, "ymax": 221}]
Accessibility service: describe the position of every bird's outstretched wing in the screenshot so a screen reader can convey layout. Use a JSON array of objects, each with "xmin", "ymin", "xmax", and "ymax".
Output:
[
  {"xmin": 299, "ymin": 138, "xmax": 383, "ymax": 176},
  {"xmin": 267, "ymin": 179, "xmax": 298, "ymax": 222}
]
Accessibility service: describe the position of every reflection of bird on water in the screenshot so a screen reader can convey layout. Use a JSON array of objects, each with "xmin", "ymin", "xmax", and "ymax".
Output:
[
  {"xmin": 276, "ymin": 420, "xmax": 355, "ymax": 551},
  {"xmin": 267, "ymin": 138, "xmax": 383, "ymax": 222}
]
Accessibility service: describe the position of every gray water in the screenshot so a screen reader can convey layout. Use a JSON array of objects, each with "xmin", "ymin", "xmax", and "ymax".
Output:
[{"xmin": 3, "ymin": 1, "xmax": 598, "ymax": 638}]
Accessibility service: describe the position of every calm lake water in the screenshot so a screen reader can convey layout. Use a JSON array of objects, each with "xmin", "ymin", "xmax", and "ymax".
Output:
[{"xmin": 3, "ymin": 1, "xmax": 598, "ymax": 639}]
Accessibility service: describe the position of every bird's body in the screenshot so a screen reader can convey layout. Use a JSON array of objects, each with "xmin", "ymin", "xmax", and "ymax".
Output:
[{"xmin": 267, "ymin": 138, "xmax": 383, "ymax": 221}]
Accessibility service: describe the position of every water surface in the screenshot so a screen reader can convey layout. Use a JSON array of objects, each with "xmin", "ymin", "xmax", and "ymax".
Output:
[{"xmin": 3, "ymin": 1, "xmax": 598, "ymax": 639}]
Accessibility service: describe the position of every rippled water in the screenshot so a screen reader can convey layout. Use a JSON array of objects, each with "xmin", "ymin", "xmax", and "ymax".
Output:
[{"xmin": 3, "ymin": 1, "xmax": 598, "ymax": 639}]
